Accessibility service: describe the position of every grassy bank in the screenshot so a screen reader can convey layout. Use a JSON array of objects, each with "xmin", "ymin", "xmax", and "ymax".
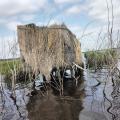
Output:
[
  {"xmin": 84, "ymin": 49, "xmax": 117, "ymax": 69},
  {"xmin": 0, "ymin": 58, "xmax": 21, "ymax": 75},
  {"xmin": 0, "ymin": 58, "xmax": 34, "ymax": 89}
]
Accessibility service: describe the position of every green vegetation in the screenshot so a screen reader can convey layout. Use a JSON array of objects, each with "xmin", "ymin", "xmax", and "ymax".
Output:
[
  {"xmin": 84, "ymin": 49, "xmax": 117, "ymax": 69},
  {"xmin": 0, "ymin": 58, "xmax": 21, "ymax": 75},
  {"xmin": 0, "ymin": 58, "xmax": 34, "ymax": 88},
  {"xmin": 0, "ymin": 58, "xmax": 23, "ymax": 88}
]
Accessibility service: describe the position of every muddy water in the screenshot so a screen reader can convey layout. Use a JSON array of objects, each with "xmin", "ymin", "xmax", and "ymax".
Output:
[{"xmin": 0, "ymin": 68, "xmax": 120, "ymax": 120}]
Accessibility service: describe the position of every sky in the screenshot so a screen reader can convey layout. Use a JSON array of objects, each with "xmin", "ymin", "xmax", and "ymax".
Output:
[{"xmin": 0, "ymin": 0, "xmax": 120, "ymax": 58}]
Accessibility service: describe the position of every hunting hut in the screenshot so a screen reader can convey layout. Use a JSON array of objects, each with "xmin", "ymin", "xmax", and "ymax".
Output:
[{"xmin": 17, "ymin": 23, "xmax": 82, "ymax": 80}]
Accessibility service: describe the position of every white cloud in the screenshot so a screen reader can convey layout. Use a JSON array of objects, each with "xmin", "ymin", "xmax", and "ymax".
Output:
[
  {"xmin": 20, "ymin": 14, "xmax": 35, "ymax": 22},
  {"xmin": 6, "ymin": 21, "xmax": 22, "ymax": 31},
  {"xmin": 54, "ymin": 0, "xmax": 80, "ymax": 4},
  {"xmin": 63, "ymin": 0, "xmax": 120, "ymax": 23},
  {"xmin": 0, "ymin": 0, "xmax": 48, "ymax": 32},
  {"xmin": 65, "ymin": 5, "xmax": 83, "ymax": 14},
  {"xmin": 86, "ymin": 0, "xmax": 120, "ymax": 23},
  {"xmin": 0, "ymin": 0, "xmax": 47, "ymax": 17}
]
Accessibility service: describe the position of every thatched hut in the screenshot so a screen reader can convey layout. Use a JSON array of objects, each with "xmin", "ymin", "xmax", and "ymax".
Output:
[{"xmin": 17, "ymin": 23, "xmax": 82, "ymax": 80}]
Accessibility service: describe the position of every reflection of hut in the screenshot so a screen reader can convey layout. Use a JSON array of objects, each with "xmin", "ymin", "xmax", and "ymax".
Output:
[
  {"xmin": 17, "ymin": 23, "xmax": 82, "ymax": 79},
  {"xmin": 27, "ymin": 91, "xmax": 84, "ymax": 120}
]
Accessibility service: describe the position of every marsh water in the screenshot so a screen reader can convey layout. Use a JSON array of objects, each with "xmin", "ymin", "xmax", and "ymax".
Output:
[{"xmin": 0, "ymin": 68, "xmax": 120, "ymax": 120}]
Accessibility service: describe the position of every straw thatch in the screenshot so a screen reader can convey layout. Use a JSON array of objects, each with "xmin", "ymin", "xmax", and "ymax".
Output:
[{"xmin": 17, "ymin": 23, "xmax": 82, "ymax": 80}]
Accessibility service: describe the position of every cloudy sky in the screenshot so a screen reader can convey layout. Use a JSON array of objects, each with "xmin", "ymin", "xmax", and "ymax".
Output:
[{"xmin": 0, "ymin": 0, "xmax": 120, "ymax": 58}]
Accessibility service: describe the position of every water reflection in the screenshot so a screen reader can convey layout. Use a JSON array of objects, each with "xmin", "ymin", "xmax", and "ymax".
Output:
[
  {"xmin": 1, "ymin": 68, "xmax": 120, "ymax": 120},
  {"xmin": 81, "ymin": 68, "xmax": 120, "ymax": 120},
  {"xmin": 27, "ymin": 76, "xmax": 85, "ymax": 120},
  {"xmin": 0, "ymin": 75, "xmax": 30, "ymax": 120},
  {"xmin": 0, "ymin": 74, "xmax": 85, "ymax": 120},
  {"xmin": 107, "ymin": 78, "xmax": 120, "ymax": 120},
  {"xmin": 27, "ymin": 91, "xmax": 84, "ymax": 120}
]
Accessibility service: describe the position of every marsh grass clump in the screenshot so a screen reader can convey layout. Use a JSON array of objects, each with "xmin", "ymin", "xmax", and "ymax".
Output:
[
  {"xmin": 0, "ymin": 58, "xmax": 34, "ymax": 90},
  {"xmin": 0, "ymin": 58, "xmax": 21, "ymax": 75},
  {"xmin": 0, "ymin": 58, "xmax": 22, "ymax": 84},
  {"xmin": 84, "ymin": 49, "xmax": 117, "ymax": 70}
]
